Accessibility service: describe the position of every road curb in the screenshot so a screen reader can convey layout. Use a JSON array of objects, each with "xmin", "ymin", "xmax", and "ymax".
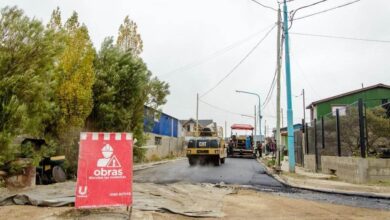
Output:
[
  {"xmin": 134, "ymin": 157, "xmax": 186, "ymax": 171},
  {"xmin": 256, "ymin": 158, "xmax": 390, "ymax": 200}
]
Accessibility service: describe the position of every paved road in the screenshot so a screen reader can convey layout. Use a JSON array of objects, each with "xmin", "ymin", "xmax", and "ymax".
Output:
[
  {"xmin": 134, "ymin": 158, "xmax": 282, "ymax": 187},
  {"xmin": 134, "ymin": 157, "xmax": 390, "ymax": 210}
]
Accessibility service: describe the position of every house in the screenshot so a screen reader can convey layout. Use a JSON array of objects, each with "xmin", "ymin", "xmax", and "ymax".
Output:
[
  {"xmin": 275, "ymin": 123, "xmax": 303, "ymax": 149},
  {"xmin": 307, "ymin": 83, "xmax": 390, "ymax": 120},
  {"xmin": 143, "ymin": 106, "xmax": 185, "ymax": 160},
  {"xmin": 144, "ymin": 106, "xmax": 179, "ymax": 137},
  {"xmin": 179, "ymin": 118, "xmax": 217, "ymax": 137}
]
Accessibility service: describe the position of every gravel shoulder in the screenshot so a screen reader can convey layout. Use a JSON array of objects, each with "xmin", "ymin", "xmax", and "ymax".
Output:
[{"xmin": 1, "ymin": 186, "xmax": 390, "ymax": 220}]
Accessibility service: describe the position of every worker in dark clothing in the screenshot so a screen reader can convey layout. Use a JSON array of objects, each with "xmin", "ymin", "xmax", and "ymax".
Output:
[{"xmin": 257, "ymin": 142, "xmax": 262, "ymax": 158}]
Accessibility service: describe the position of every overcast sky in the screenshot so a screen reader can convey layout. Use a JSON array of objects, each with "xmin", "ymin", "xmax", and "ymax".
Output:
[{"xmin": 1, "ymin": 0, "xmax": 389, "ymax": 136}]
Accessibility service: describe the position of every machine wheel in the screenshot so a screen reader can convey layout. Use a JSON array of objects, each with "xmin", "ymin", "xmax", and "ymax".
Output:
[
  {"xmin": 52, "ymin": 166, "xmax": 66, "ymax": 183},
  {"xmin": 220, "ymin": 158, "xmax": 225, "ymax": 164},
  {"xmin": 188, "ymin": 157, "xmax": 196, "ymax": 166},
  {"xmin": 36, "ymin": 173, "xmax": 42, "ymax": 185},
  {"xmin": 214, "ymin": 157, "xmax": 221, "ymax": 166}
]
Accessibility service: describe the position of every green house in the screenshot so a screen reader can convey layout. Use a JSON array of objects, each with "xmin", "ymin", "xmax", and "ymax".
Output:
[{"xmin": 307, "ymin": 83, "xmax": 390, "ymax": 120}]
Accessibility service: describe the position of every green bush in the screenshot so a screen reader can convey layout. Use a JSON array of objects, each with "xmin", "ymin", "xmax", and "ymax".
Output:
[{"xmin": 267, "ymin": 158, "xmax": 276, "ymax": 167}]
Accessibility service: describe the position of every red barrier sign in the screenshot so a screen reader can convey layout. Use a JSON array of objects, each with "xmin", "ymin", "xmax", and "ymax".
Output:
[{"xmin": 75, "ymin": 132, "xmax": 133, "ymax": 208}]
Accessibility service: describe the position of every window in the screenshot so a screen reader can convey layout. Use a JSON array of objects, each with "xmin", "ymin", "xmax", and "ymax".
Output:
[
  {"xmin": 332, "ymin": 105, "xmax": 346, "ymax": 116},
  {"xmin": 209, "ymin": 140, "xmax": 219, "ymax": 148},
  {"xmin": 154, "ymin": 136, "xmax": 162, "ymax": 145},
  {"xmin": 154, "ymin": 112, "xmax": 160, "ymax": 122},
  {"xmin": 187, "ymin": 125, "xmax": 191, "ymax": 132},
  {"xmin": 188, "ymin": 140, "xmax": 196, "ymax": 148}
]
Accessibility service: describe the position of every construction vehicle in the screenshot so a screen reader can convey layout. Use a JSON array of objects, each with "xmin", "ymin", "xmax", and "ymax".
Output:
[
  {"xmin": 19, "ymin": 137, "xmax": 67, "ymax": 184},
  {"xmin": 0, "ymin": 136, "xmax": 67, "ymax": 186},
  {"xmin": 186, "ymin": 128, "xmax": 227, "ymax": 166},
  {"xmin": 228, "ymin": 124, "xmax": 256, "ymax": 158}
]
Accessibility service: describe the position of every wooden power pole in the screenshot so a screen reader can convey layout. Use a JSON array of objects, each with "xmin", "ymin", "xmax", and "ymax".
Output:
[
  {"xmin": 196, "ymin": 93, "xmax": 199, "ymax": 137},
  {"xmin": 276, "ymin": 7, "xmax": 282, "ymax": 167}
]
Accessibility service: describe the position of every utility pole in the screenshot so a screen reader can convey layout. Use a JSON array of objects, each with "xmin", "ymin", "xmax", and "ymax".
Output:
[
  {"xmin": 254, "ymin": 105, "xmax": 257, "ymax": 137},
  {"xmin": 302, "ymin": 88, "xmax": 306, "ymax": 163},
  {"xmin": 302, "ymin": 89, "xmax": 306, "ymax": 123},
  {"xmin": 196, "ymin": 93, "xmax": 199, "ymax": 137},
  {"xmin": 283, "ymin": 0, "xmax": 296, "ymax": 172},
  {"xmin": 225, "ymin": 121, "xmax": 227, "ymax": 138},
  {"xmin": 264, "ymin": 120, "xmax": 267, "ymax": 138},
  {"xmin": 275, "ymin": 7, "xmax": 282, "ymax": 168}
]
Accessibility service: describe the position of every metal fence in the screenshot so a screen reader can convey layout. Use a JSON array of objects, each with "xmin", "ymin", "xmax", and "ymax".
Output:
[
  {"xmin": 294, "ymin": 130, "xmax": 303, "ymax": 166},
  {"xmin": 304, "ymin": 99, "xmax": 390, "ymax": 171}
]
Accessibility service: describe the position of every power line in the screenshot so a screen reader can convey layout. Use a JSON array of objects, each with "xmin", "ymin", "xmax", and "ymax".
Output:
[
  {"xmin": 200, "ymin": 24, "xmax": 276, "ymax": 98},
  {"xmin": 250, "ymin": 0, "xmax": 278, "ymax": 12},
  {"xmin": 200, "ymin": 99, "xmax": 276, "ymax": 118},
  {"xmin": 290, "ymin": 32, "xmax": 390, "ymax": 43},
  {"xmin": 293, "ymin": 0, "xmax": 361, "ymax": 21},
  {"xmin": 199, "ymin": 99, "xmax": 248, "ymax": 116},
  {"xmin": 261, "ymin": 68, "xmax": 277, "ymax": 108},
  {"xmin": 289, "ymin": 0, "xmax": 328, "ymax": 22},
  {"xmin": 262, "ymin": 29, "xmax": 285, "ymax": 109},
  {"xmin": 289, "ymin": 53, "xmax": 322, "ymax": 98},
  {"xmin": 160, "ymin": 24, "xmax": 275, "ymax": 78}
]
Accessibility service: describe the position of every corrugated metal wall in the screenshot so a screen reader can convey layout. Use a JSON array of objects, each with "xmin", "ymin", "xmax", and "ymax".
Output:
[{"xmin": 144, "ymin": 107, "xmax": 178, "ymax": 137}]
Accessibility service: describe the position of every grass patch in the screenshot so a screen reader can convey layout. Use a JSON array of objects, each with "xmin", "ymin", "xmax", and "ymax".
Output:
[
  {"xmin": 149, "ymin": 154, "xmax": 161, "ymax": 162},
  {"xmin": 367, "ymin": 180, "xmax": 390, "ymax": 187},
  {"xmin": 141, "ymin": 153, "xmax": 177, "ymax": 164},
  {"xmin": 267, "ymin": 159, "xmax": 275, "ymax": 167}
]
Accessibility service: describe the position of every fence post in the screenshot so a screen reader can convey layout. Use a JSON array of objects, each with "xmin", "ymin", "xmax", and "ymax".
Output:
[
  {"xmin": 314, "ymin": 119, "xmax": 319, "ymax": 172},
  {"xmin": 321, "ymin": 116, "xmax": 325, "ymax": 149},
  {"xmin": 301, "ymin": 119, "xmax": 305, "ymax": 167},
  {"xmin": 305, "ymin": 123, "xmax": 309, "ymax": 154},
  {"xmin": 364, "ymin": 103, "xmax": 369, "ymax": 156},
  {"xmin": 336, "ymin": 109, "xmax": 341, "ymax": 157},
  {"xmin": 358, "ymin": 98, "xmax": 366, "ymax": 158}
]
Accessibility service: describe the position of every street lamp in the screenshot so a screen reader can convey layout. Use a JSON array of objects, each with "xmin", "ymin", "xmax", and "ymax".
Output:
[{"xmin": 236, "ymin": 90, "xmax": 262, "ymax": 141}]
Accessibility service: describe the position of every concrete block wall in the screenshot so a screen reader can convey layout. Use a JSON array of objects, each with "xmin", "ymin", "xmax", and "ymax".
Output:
[
  {"xmin": 367, "ymin": 158, "xmax": 390, "ymax": 182},
  {"xmin": 321, "ymin": 156, "xmax": 390, "ymax": 184},
  {"xmin": 321, "ymin": 156, "xmax": 367, "ymax": 184},
  {"xmin": 304, "ymin": 155, "xmax": 316, "ymax": 172},
  {"xmin": 143, "ymin": 133, "xmax": 185, "ymax": 160}
]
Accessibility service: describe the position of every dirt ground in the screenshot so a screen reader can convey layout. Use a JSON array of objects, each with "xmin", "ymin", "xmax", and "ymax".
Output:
[{"xmin": 1, "ymin": 187, "xmax": 390, "ymax": 220}]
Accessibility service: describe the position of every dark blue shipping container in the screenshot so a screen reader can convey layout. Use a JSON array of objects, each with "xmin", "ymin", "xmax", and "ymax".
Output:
[{"xmin": 144, "ymin": 106, "xmax": 178, "ymax": 137}]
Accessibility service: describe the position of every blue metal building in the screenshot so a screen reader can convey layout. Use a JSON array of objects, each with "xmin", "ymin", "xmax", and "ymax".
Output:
[{"xmin": 144, "ymin": 106, "xmax": 179, "ymax": 137}]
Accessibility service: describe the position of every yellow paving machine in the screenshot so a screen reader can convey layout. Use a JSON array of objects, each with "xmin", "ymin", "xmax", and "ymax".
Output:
[{"xmin": 186, "ymin": 128, "xmax": 227, "ymax": 166}]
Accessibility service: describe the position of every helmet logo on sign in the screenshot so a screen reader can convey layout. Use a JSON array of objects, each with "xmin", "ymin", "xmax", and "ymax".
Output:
[{"xmin": 97, "ymin": 144, "xmax": 121, "ymax": 168}]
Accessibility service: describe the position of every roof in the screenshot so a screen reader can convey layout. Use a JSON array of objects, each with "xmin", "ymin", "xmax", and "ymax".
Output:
[
  {"xmin": 306, "ymin": 83, "xmax": 390, "ymax": 109},
  {"xmin": 188, "ymin": 137, "xmax": 220, "ymax": 140},
  {"xmin": 180, "ymin": 118, "xmax": 214, "ymax": 127},
  {"xmin": 231, "ymin": 124, "xmax": 254, "ymax": 130},
  {"xmin": 272, "ymin": 124, "xmax": 302, "ymax": 133},
  {"xmin": 144, "ymin": 105, "xmax": 178, "ymax": 120}
]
